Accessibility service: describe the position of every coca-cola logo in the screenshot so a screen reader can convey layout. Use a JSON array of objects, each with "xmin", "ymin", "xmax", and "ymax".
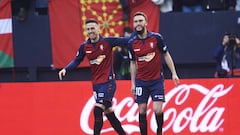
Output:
[{"xmin": 80, "ymin": 83, "xmax": 233, "ymax": 134}]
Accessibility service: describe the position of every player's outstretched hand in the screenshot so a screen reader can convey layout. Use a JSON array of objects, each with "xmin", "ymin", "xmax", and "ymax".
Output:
[{"xmin": 58, "ymin": 69, "xmax": 66, "ymax": 80}]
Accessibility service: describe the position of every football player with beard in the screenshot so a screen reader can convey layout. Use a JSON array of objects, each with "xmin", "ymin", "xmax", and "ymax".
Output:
[{"xmin": 128, "ymin": 12, "xmax": 179, "ymax": 135}]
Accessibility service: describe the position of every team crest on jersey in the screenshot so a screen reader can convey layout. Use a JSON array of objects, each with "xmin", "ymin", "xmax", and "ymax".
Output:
[
  {"xmin": 100, "ymin": 44, "xmax": 104, "ymax": 51},
  {"xmin": 150, "ymin": 42, "xmax": 154, "ymax": 48}
]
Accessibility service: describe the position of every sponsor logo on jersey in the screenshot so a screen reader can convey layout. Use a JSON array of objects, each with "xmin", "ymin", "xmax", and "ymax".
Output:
[
  {"xmin": 134, "ymin": 48, "xmax": 140, "ymax": 52},
  {"xmin": 86, "ymin": 51, "xmax": 92, "ymax": 54},
  {"xmin": 89, "ymin": 55, "xmax": 106, "ymax": 65},
  {"xmin": 138, "ymin": 52, "xmax": 155, "ymax": 62}
]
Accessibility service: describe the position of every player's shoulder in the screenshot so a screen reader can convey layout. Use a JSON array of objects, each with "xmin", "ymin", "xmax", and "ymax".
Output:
[
  {"xmin": 81, "ymin": 41, "xmax": 88, "ymax": 46},
  {"xmin": 79, "ymin": 41, "xmax": 88, "ymax": 49},
  {"xmin": 101, "ymin": 36, "xmax": 118, "ymax": 44},
  {"xmin": 128, "ymin": 32, "xmax": 138, "ymax": 44},
  {"xmin": 149, "ymin": 32, "xmax": 163, "ymax": 39}
]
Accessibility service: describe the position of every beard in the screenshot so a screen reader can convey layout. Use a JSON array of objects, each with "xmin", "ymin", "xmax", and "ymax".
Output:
[
  {"xmin": 88, "ymin": 33, "xmax": 99, "ymax": 42},
  {"xmin": 135, "ymin": 26, "xmax": 145, "ymax": 35}
]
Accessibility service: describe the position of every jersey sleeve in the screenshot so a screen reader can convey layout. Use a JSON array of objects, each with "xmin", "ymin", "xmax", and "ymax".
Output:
[
  {"xmin": 155, "ymin": 33, "xmax": 168, "ymax": 53},
  {"xmin": 65, "ymin": 44, "xmax": 85, "ymax": 71},
  {"xmin": 128, "ymin": 40, "xmax": 135, "ymax": 61},
  {"xmin": 105, "ymin": 37, "xmax": 129, "ymax": 47},
  {"xmin": 213, "ymin": 44, "xmax": 224, "ymax": 60}
]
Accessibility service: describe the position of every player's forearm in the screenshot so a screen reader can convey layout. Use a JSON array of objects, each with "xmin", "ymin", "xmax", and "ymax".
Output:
[
  {"xmin": 164, "ymin": 52, "xmax": 177, "ymax": 76},
  {"xmin": 65, "ymin": 59, "xmax": 81, "ymax": 71},
  {"xmin": 130, "ymin": 61, "xmax": 137, "ymax": 85}
]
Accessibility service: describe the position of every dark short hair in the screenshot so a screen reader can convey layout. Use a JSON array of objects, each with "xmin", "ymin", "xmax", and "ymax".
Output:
[
  {"xmin": 85, "ymin": 18, "xmax": 99, "ymax": 25},
  {"xmin": 133, "ymin": 12, "xmax": 148, "ymax": 21}
]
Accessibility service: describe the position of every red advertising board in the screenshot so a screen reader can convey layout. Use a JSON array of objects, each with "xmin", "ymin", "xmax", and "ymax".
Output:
[{"xmin": 0, "ymin": 78, "xmax": 239, "ymax": 135}]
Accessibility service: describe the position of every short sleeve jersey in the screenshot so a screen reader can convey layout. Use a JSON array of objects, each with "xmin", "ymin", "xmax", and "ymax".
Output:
[
  {"xmin": 65, "ymin": 36, "xmax": 128, "ymax": 84},
  {"xmin": 128, "ymin": 32, "xmax": 168, "ymax": 81}
]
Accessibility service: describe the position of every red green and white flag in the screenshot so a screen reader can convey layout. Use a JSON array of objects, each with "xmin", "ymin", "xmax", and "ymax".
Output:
[{"xmin": 0, "ymin": 0, "xmax": 14, "ymax": 68}]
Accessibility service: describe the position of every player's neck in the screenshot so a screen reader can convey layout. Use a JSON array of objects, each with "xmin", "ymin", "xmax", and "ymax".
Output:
[
  {"xmin": 91, "ymin": 35, "xmax": 100, "ymax": 43},
  {"xmin": 137, "ymin": 30, "xmax": 147, "ymax": 39}
]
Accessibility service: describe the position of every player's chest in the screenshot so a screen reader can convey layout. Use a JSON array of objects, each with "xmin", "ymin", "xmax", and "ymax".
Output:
[
  {"xmin": 84, "ymin": 43, "xmax": 111, "ymax": 58},
  {"xmin": 132, "ymin": 40, "xmax": 158, "ymax": 56}
]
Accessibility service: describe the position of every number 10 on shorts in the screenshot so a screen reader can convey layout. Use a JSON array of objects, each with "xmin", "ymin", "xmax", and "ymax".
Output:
[{"xmin": 135, "ymin": 87, "xmax": 143, "ymax": 96}]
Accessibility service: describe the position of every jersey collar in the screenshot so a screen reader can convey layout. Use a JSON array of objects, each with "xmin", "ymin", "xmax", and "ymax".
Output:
[
  {"xmin": 134, "ymin": 31, "xmax": 152, "ymax": 39},
  {"xmin": 87, "ymin": 35, "xmax": 103, "ymax": 44}
]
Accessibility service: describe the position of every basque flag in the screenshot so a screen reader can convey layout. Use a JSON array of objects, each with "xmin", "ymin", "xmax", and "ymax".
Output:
[{"xmin": 0, "ymin": 0, "xmax": 14, "ymax": 68}]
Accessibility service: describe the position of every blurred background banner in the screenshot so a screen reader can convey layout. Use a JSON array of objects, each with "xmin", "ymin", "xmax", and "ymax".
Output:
[
  {"xmin": 48, "ymin": 0, "xmax": 84, "ymax": 68},
  {"xmin": 0, "ymin": 0, "xmax": 14, "ymax": 68}
]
